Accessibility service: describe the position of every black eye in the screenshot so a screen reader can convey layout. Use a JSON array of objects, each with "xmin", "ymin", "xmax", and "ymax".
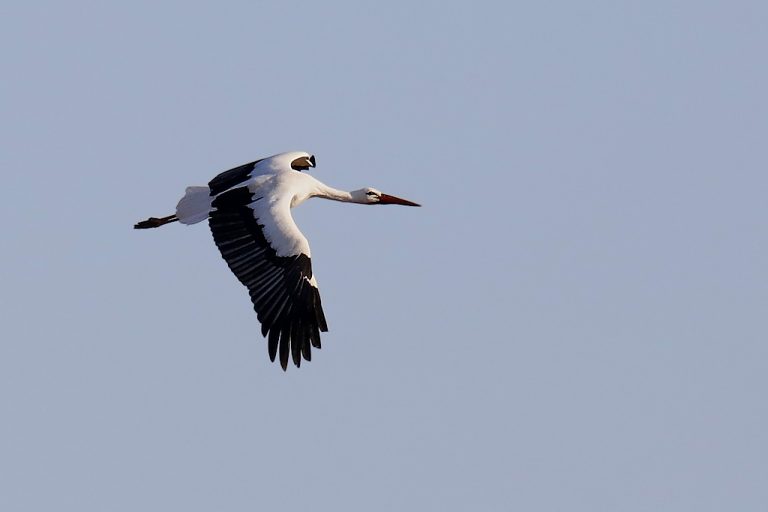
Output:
[{"xmin": 366, "ymin": 191, "xmax": 377, "ymax": 196}]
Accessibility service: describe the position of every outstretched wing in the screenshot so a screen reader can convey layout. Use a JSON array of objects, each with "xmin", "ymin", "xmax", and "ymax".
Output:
[{"xmin": 208, "ymin": 186, "xmax": 328, "ymax": 370}]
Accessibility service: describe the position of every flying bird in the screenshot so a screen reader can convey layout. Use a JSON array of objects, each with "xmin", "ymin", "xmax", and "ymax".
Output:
[{"xmin": 135, "ymin": 151, "xmax": 420, "ymax": 370}]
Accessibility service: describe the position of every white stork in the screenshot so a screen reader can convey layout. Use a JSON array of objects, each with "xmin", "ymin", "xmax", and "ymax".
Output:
[{"xmin": 135, "ymin": 151, "xmax": 420, "ymax": 370}]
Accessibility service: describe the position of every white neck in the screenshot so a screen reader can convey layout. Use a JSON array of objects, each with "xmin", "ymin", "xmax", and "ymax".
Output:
[{"xmin": 315, "ymin": 183, "xmax": 365, "ymax": 204}]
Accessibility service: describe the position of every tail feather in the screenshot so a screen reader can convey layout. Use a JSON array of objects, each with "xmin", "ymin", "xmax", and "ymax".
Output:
[
  {"xmin": 176, "ymin": 186, "xmax": 212, "ymax": 225},
  {"xmin": 136, "ymin": 185, "xmax": 211, "ymax": 230},
  {"xmin": 134, "ymin": 215, "xmax": 178, "ymax": 229}
]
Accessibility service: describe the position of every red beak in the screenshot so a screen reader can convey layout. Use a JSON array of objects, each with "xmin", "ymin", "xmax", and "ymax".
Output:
[{"xmin": 378, "ymin": 193, "xmax": 421, "ymax": 207}]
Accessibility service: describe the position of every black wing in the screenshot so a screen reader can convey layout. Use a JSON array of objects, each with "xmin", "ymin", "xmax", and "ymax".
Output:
[
  {"xmin": 208, "ymin": 159, "xmax": 264, "ymax": 196},
  {"xmin": 208, "ymin": 187, "xmax": 328, "ymax": 370}
]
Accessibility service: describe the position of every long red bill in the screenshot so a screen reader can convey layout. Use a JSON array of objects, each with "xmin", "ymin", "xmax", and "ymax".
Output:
[{"xmin": 378, "ymin": 193, "xmax": 421, "ymax": 207}]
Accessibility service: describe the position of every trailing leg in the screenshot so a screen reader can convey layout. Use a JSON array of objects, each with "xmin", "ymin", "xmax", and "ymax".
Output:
[{"xmin": 134, "ymin": 214, "xmax": 178, "ymax": 229}]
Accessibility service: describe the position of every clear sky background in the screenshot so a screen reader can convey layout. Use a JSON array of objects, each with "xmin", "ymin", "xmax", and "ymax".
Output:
[{"xmin": 1, "ymin": 1, "xmax": 767, "ymax": 510}]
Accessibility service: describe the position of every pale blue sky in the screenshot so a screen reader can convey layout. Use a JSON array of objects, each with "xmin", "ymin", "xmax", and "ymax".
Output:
[{"xmin": 1, "ymin": 1, "xmax": 767, "ymax": 510}]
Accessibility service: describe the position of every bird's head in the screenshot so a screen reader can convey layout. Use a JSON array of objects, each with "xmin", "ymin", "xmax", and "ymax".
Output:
[{"xmin": 352, "ymin": 187, "xmax": 421, "ymax": 206}]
